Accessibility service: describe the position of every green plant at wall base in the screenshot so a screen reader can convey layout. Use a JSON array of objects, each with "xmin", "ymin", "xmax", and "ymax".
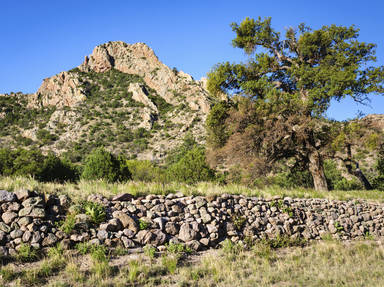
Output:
[
  {"xmin": 334, "ymin": 222, "xmax": 344, "ymax": 232},
  {"xmin": 57, "ymin": 213, "xmax": 76, "ymax": 234},
  {"xmin": 139, "ymin": 219, "xmax": 149, "ymax": 230},
  {"xmin": 143, "ymin": 245, "xmax": 156, "ymax": 259},
  {"xmin": 82, "ymin": 201, "xmax": 106, "ymax": 225},
  {"xmin": 231, "ymin": 214, "xmax": 246, "ymax": 231},
  {"xmin": 16, "ymin": 244, "xmax": 38, "ymax": 262}
]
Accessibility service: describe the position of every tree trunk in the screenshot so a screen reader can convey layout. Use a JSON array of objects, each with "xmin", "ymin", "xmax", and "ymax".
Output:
[
  {"xmin": 308, "ymin": 150, "xmax": 328, "ymax": 191},
  {"xmin": 344, "ymin": 144, "xmax": 373, "ymax": 190}
]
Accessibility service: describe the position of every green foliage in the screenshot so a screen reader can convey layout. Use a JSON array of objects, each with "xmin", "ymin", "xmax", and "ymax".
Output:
[
  {"xmin": 143, "ymin": 245, "xmax": 156, "ymax": 259},
  {"xmin": 16, "ymin": 244, "xmax": 38, "ymax": 262},
  {"xmin": 58, "ymin": 213, "xmax": 76, "ymax": 235},
  {"xmin": 166, "ymin": 243, "xmax": 192, "ymax": 254},
  {"xmin": 36, "ymin": 129, "xmax": 58, "ymax": 144},
  {"xmin": 207, "ymin": 17, "xmax": 384, "ymax": 191},
  {"xmin": 231, "ymin": 214, "xmax": 246, "ymax": 231},
  {"xmin": 167, "ymin": 146, "xmax": 215, "ymax": 184},
  {"xmin": 81, "ymin": 147, "xmax": 131, "ymax": 182},
  {"xmin": 0, "ymin": 148, "xmax": 78, "ymax": 182},
  {"xmin": 82, "ymin": 201, "xmax": 106, "ymax": 225},
  {"xmin": 139, "ymin": 219, "xmax": 149, "ymax": 230},
  {"xmin": 206, "ymin": 101, "xmax": 230, "ymax": 148},
  {"xmin": 324, "ymin": 160, "xmax": 362, "ymax": 190},
  {"xmin": 125, "ymin": 160, "xmax": 165, "ymax": 182}
]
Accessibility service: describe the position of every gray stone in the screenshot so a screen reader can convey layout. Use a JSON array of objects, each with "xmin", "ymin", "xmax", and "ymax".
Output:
[
  {"xmin": 15, "ymin": 189, "xmax": 32, "ymax": 201},
  {"xmin": 22, "ymin": 231, "xmax": 32, "ymax": 242},
  {"xmin": 0, "ymin": 246, "xmax": 9, "ymax": 257},
  {"xmin": 17, "ymin": 216, "xmax": 31, "ymax": 227},
  {"xmin": 112, "ymin": 193, "xmax": 133, "ymax": 201},
  {"xmin": 186, "ymin": 240, "xmax": 202, "ymax": 251},
  {"xmin": 0, "ymin": 190, "xmax": 16, "ymax": 203},
  {"xmin": 112, "ymin": 211, "xmax": 138, "ymax": 232},
  {"xmin": 22, "ymin": 197, "xmax": 44, "ymax": 208},
  {"xmin": 178, "ymin": 223, "xmax": 198, "ymax": 242},
  {"xmin": 121, "ymin": 236, "xmax": 135, "ymax": 248},
  {"xmin": 97, "ymin": 229, "xmax": 109, "ymax": 241},
  {"xmin": 154, "ymin": 217, "xmax": 168, "ymax": 231},
  {"xmin": 0, "ymin": 222, "xmax": 11, "ymax": 233},
  {"xmin": 100, "ymin": 219, "xmax": 122, "ymax": 232},
  {"xmin": 18, "ymin": 207, "xmax": 32, "ymax": 217},
  {"xmin": 42, "ymin": 233, "xmax": 58, "ymax": 247},
  {"xmin": 30, "ymin": 208, "xmax": 45, "ymax": 218},
  {"xmin": 2, "ymin": 211, "xmax": 17, "ymax": 224},
  {"xmin": 31, "ymin": 232, "xmax": 42, "ymax": 243},
  {"xmin": 10, "ymin": 229, "xmax": 23, "ymax": 239},
  {"xmin": 165, "ymin": 222, "xmax": 179, "ymax": 235}
]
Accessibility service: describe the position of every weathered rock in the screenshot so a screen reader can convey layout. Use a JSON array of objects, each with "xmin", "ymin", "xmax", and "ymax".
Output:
[
  {"xmin": 178, "ymin": 223, "xmax": 198, "ymax": 242},
  {"xmin": 0, "ymin": 190, "xmax": 16, "ymax": 203},
  {"xmin": 15, "ymin": 189, "xmax": 32, "ymax": 201},
  {"xmin": 30, "ymin": 208, "xmax": 46, "ymax": 218},
  {"xmin": 112, "ymin": 193, "xmax": 133, "ymax": 202},
  {"xmin": 42, "ymin": 233, "xmax": 58, "ymax": 247},
  {"xmin": 121, "ymin": 236, "xmax": 135, "ymax": 248},
  {"xmin": 22, "ymin": 197, "xmax": 44, "ymax": 208},
  {"xmin": 112, "ymin": 211, "xmax": 138, "ymax": 232},
  {"xmin": 97, "ymin": 230, "xmax": 109, "ymax": 241},
  {"xmin": 2, "ymin": 211, "xmax": 17, "ymax": 225},
  {"xmin": 0, "ymin": 222, "xmax": 11, "ymax": 233}
]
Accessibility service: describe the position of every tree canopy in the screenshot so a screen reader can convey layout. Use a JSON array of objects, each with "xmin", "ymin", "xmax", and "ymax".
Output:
[{"xmin": 207, "ymin": 17, "xmax": 384, "ymax": 191}]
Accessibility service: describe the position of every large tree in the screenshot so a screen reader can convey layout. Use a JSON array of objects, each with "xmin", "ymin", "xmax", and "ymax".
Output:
[{"xmin": 207, "ymin": 17, "xmax": 384, "ymax": 191}]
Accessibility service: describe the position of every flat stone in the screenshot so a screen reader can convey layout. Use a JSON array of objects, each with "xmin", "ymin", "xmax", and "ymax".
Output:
[
  {"xmin": 18, "ymin": 207, "xmax": 32, "ymax": 217},
  {"xmin": 42, "ymin": 233, "xmax": 58, "ymax": 247},
  {"xmin": 30, "ymin": 208, "xmax": 46, "ymax": 218},
  {"xmin": 112, "ymin": 211, "xmax": 138, "ymax": 232},
  {"xmin": 0, "ymin": 190, "xmax": 16, "ymax": 203},
  {"xmin": 22, "ymin": 197, "xmax": 44, "ymax": 208},
  {"xmin": 15, "ymin": 189, "xmax": 32, "ymax": 201},
  {"xmin": 0, "ymin": 222, "xmax": 11, "ymax": 233},
  {"xmin": 2, "ymin": 211, "xmax": 17, "ymax": 224},
  {"xmin": 112, "ymin": 193, "xmax": 133, "ymax": 202},
  {"xmin": 10, "ymin": 229, "xmax": 23, "ymax": 239}
]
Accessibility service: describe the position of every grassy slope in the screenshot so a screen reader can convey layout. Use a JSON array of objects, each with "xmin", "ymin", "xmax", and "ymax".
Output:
[
  {"xmin": 1, "ymin": 239, "xmax": 384, "ymax": 286},
  {"xmin": 1, "ymin": 176, "xmax": 384, "ymax": 203},
  {"xmin": 1, "ymin": 176, "xmax": 384, "ymax": 286}
]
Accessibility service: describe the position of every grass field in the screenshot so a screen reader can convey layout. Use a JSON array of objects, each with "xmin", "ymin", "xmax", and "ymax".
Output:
[
  {"xmin": 1, "ymin": 239, "xmax": 384, "ymax": 286},
  {"xmin": 1, "ymin": 176, "xmax": 384, "ymax": 203},
  {"xmin": 1, "ymin": 176, "xmax": 384, "ymax": 286}
]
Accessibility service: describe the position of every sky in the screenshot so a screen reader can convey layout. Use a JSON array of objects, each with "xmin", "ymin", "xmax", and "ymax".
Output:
[{"xmin": 1, "ymin": 0, "xmax": 383, "ymax": 121}]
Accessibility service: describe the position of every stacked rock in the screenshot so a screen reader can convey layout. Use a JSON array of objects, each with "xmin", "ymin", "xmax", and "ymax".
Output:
[{"xmin": 0, "ymin": 189, "xmax": 384, "ymax": 256}]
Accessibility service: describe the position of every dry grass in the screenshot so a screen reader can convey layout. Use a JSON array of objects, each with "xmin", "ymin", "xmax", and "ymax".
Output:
[
  {"xmin": 1, "ymin": 240, "xmax": 384, "ymax": 286},
  {"xmin": 1, "ymin": 176, "xmax": 384, "ymax": 203}
]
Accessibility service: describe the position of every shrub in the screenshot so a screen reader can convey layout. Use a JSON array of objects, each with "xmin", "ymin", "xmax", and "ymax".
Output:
[
  {"xmin": 38, "ymin": 153, "xmax": 79, "ymax": 182},
  {"xmin": 166, "ymin": 146, "xmax": 215, "ymax": 184},
  {"xmin": 81, "ymin": 147, "xmax": 131, "ymax": 182},
  {"xmin": 125, "ymin": 160, "xmax": 165, "ymax": 182}
]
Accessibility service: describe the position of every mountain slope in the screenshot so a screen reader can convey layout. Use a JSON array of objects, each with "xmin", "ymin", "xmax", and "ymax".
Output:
[{"xmin": 0, "ymin": 41, "xmax": 212, "ymax": 162}]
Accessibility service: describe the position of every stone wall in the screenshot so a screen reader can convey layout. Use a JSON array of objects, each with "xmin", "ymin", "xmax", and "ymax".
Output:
[{"xmin": 0, "ymin": 189, "xmax": 383, "ymax": 256}]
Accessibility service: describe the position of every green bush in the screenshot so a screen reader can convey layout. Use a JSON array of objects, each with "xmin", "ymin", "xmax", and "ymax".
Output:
[
  {"xmin": 125, "ymin": 160, "xmax": 165, "ymax": 182},
  {"xmin": 167, "ymin": 146, "xmax": 215, "ymax": 184},
  {"xmin": 81, "ymin": 147, "xmax": 131, "ymax": 182},
  {"xmin": 39, "ymin": 153, "xmax": 79, "ymax": 182}
]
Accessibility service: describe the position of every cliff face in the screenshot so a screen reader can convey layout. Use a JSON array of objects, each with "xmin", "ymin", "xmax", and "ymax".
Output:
[
  {"xmin": 1, "ymin": 41, "xmax": 213, "ymax": 161},
  {"xmin": 32, "ymin": 41, "xmax": 210, "ymax": 114}
]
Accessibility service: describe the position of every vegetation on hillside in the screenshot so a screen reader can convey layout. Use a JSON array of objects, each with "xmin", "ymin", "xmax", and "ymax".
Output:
[{"xmin": 206, "ymin": 17, "xmax": 384, "ymax": 191}]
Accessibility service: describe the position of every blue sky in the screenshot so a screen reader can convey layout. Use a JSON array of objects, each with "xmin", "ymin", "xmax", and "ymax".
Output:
[{"xmin": 1, "ymin": 0, "xmax": 383, "ymax": 120}]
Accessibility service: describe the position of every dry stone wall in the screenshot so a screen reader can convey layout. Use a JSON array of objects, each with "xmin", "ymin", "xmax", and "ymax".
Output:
[{"xmin": 0, "ymin": 189, "xmax": 383, "ymax": 257}]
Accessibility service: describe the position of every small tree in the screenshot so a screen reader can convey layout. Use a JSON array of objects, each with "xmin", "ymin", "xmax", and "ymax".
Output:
[
  {"xmin": 81, "ymin": 148, "xmax": 130, "ymax": 182},
  {"xmin": 207, "ymin": 17, "xmax": 384, "ymax": 191}
]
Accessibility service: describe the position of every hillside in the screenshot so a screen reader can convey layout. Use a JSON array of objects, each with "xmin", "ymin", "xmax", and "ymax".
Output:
[{"xmin": 0, "ymin": 41, "xmax": 212, "ymax": 162}]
